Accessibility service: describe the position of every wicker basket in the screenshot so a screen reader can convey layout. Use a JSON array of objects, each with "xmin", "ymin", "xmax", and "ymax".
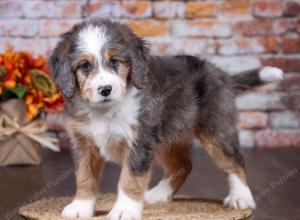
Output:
[{"xmin": 19, "ymin": 194, "xmax": 253, "ymax": 220}]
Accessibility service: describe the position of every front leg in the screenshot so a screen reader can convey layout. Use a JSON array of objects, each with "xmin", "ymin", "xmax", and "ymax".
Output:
[
  {"xmin": 62, "ymin": 131, "xmax": 103, "ymax": 219},
  {"xmin": 107, "ymin": 147, "xmax": 152, "ymax": 220}
]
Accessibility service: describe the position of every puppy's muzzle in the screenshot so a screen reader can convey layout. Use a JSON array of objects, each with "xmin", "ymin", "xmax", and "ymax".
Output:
[{"xmin": 98, "ymin": 85, "xmax": 112, "ymax": 97}]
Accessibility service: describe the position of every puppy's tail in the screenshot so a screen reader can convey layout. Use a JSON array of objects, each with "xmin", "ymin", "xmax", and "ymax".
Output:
[{"xmin": 231, "ymin": 66, "xmax": 284, "ymax": 95}]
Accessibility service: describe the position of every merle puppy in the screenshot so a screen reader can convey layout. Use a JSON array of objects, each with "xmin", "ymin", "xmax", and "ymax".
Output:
[{"xmin": 49, "ymin": 18, "xmax": 283, "ymax": 220}]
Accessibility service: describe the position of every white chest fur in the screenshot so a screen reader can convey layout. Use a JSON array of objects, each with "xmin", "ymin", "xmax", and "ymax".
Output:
[{"xmin": 80, "ymin": 88, "xmax": 140, "ymax": 163}]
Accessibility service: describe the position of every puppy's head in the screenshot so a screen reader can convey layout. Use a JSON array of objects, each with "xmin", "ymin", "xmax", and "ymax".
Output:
[{"xmin": 49, "ymin": 19, "xmax": 149, "ymax": 108}]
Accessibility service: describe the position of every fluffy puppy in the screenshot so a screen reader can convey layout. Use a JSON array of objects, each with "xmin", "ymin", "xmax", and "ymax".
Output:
[{"xmin": 49, "ymin": 18, "xmax": 283, "ymax": 220}]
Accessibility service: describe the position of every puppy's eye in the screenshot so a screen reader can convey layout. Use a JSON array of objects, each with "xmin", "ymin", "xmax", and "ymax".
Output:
[
  {"xmin": 109, "ymin": 58, "xmax": 119, "ymax": 69},
  {"xmin": 79, "ymin": 62, "xmax": 92, "ymax": 73}
]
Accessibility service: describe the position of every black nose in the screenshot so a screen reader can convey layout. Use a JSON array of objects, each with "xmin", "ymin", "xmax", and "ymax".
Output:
[{"xmin": 98, "ymin": 85, "xmax": 112, "ymax": 97}]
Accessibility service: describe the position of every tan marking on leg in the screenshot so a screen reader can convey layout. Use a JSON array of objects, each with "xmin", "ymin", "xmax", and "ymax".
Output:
[
  {"xmin": 75, "ymin": 140, "xmax": 103, "ymax": 200},
  {"xmin": 66, "ymin": 118, "xmax": 104, "ymax": 200},
  {"xmin": 119, "ymin": 149, "xmax": 151, "ymax": 202},
  {"xmin": 197, "ymin": 134, "xmax": 247, "ymax": 184},
  {"xmin": 156, "ymin": 142, "xmax": 192, "ymax": 194}
]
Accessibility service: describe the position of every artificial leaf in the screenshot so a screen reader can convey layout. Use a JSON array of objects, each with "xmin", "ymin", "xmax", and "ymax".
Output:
[{"xmin": 6, "ymin": 84, "xmax": 27, "ymax": 99}]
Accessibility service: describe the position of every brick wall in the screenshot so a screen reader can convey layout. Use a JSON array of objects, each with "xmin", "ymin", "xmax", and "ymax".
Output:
[{"xmin": 1, "ymin": 0, "xmax": 300, "ymax": 148}]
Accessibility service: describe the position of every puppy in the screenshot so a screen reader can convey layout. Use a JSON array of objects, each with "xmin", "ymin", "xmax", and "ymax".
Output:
[{"xmin": 49, "ymin": 18, "xmax": 283, "ymax": 219}]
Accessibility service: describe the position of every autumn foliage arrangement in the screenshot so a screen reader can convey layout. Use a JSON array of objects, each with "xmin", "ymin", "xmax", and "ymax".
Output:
[
  {"xmin": 0, "ymin": 50, "xmax": 63, "ymax": 166},
  {"xmin": 0, "ymin": 50, "xmax": 63, "ymax": 121}
]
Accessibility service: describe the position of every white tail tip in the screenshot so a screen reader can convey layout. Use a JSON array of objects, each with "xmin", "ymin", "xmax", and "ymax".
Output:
[{"xmin": 259, "ymin": 66, "xmax": 284, "ymax": 82}]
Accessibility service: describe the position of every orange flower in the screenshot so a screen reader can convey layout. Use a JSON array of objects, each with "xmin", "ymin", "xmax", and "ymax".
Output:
[{"xmin": 0, "ymin": 49, "xmax": 64, "ymax": 121}]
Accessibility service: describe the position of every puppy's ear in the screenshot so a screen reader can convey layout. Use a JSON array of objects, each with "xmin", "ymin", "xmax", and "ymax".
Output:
[
  {"xmin": 129, "ymin": 37, "xmax": 149, "ymax": 89},
  {"xmin": 48, "ymin": 32, "xmax": 75, "ymax": 98}
]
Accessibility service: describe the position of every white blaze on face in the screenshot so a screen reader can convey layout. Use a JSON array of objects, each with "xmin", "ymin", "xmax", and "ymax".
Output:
[
  {"xmin": 77, "ymin": 25, "xmax": 126, "ymax": 106},
  {"xmin": 77, "ymin": 24, "xmax": 107, "ymax": 64}
]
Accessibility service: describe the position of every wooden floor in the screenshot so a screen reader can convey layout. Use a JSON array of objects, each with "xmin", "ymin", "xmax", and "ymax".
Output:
[{"xmin": 0, "ymin": 147, "xmax": 299, "ymax": 220}]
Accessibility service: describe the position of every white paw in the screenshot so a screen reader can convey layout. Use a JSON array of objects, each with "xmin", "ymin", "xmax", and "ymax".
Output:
[
  {"xmin": 61, "ymin": 198, "xmax": 96, "ymax": 219},
  {"xmin": 259, "ymin": 66, "xmax": 284, "ymax": 82},
  {"xmin": 224, "ymin": 192, "xmax": 256, "ymax": 210},
  {"xmin": 107, "ymin": 186, "xmax": 143, "ymax": 220},
  {"xmin": 144, "ymin": 179, "xmax": 173, "ymax": 204},
  {"xmin": 107, "ymin": 206, "xmax": 142, "ymax": 220},
  {"xmin": 224, "ymin": 174, "xmax": 256, "ymax": 210}
]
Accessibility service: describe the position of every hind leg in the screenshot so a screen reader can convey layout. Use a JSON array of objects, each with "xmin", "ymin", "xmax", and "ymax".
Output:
[
  {"xmin": 196, "ymin": 130, "xmax": 256, "ymax": 210},
  {"xmin": 145, "ymin": 142, "xmax": 192, "ymax": 204}
]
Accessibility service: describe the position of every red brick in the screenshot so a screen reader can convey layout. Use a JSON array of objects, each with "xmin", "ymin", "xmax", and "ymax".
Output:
[
  {"xmin": 238, "ymin": 112, "xmax": 268, "ymax": 129},
  {"xmin": 253, "ymin": 0, "xmax": 283, "ymax": 18},
  {"xmin": 283, "ymin": 1, "xmax": 300, "ymax": 17},
  {"xmin": 258, "ymin": 36, "xmax": 279, "ymax": 52},
  {"xmin": 0, "ymin": 1, "xmax": 23, "ymax": 17},
  {"xmin": 263, "ymin": 58, "xmax": 300, "ymax": 72},
  {"xmin": 297, "ymin": 18, "xmax": 300, "ymax": 33},
  {"xmin": 286, "ymin": 94, "xmax": 300, "ymax": 110},
  {"xmin": 283, "ymin": 34, "xmax": 300, "ymax": 53},
  {"xmin": 39, "ymin": 19, "xmax": 81, "ymax": 37},
  {"xmin": 262, "ymin": 57, "xmax": 285, "ymax": 70},
  {"xmin": 278, "ymin": 59, "xmax": 300, "ymax": 73},
  {"xmin": 291, "ymin": 134, "xmax": 300, "ymax": 147},
  {"xmin": 217, "ymin": 37, "xmax": 279, "ymax": 55},
  {"xmin": 172, "ymin": 20, "xmax": 232, "ymax": 38},
  {"xmin": 219, "ymin": 0, "xmax": 251, "ymax": 17},
  {"xmin": 280, "ymin": 74, "xmax": 300, "ymax": 93},
  {"xmin": 125, "ymin": 20, "xmax": 168, "ymax": 37},
  {"xmin": 255, "ymin": 129, "xmax": 300, "ymax": 148},
  {"xmin": 0, "ymin": 19, "xmax": 38, "ymax": 37},
  {"xmin": 122, "ymin": 0, "xmax": 152, "ymax": 18},
  {"xmin": 186, "ymin": 2, "xmax": 217, "ymax": 18},
  {"xmin": 82, "ymin": 0, "xmax": 122, "ymax": 17},
  {"xmin": 56, "ymin": 1, "xmax": 83, "ymax": 18},
  {"xmin": 235, "ymin": 19, "xmax": 273, "ymax": 36},
  {"xmin": 153, "ymin": 1, "xmax": 185, "ymax": 19}
]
